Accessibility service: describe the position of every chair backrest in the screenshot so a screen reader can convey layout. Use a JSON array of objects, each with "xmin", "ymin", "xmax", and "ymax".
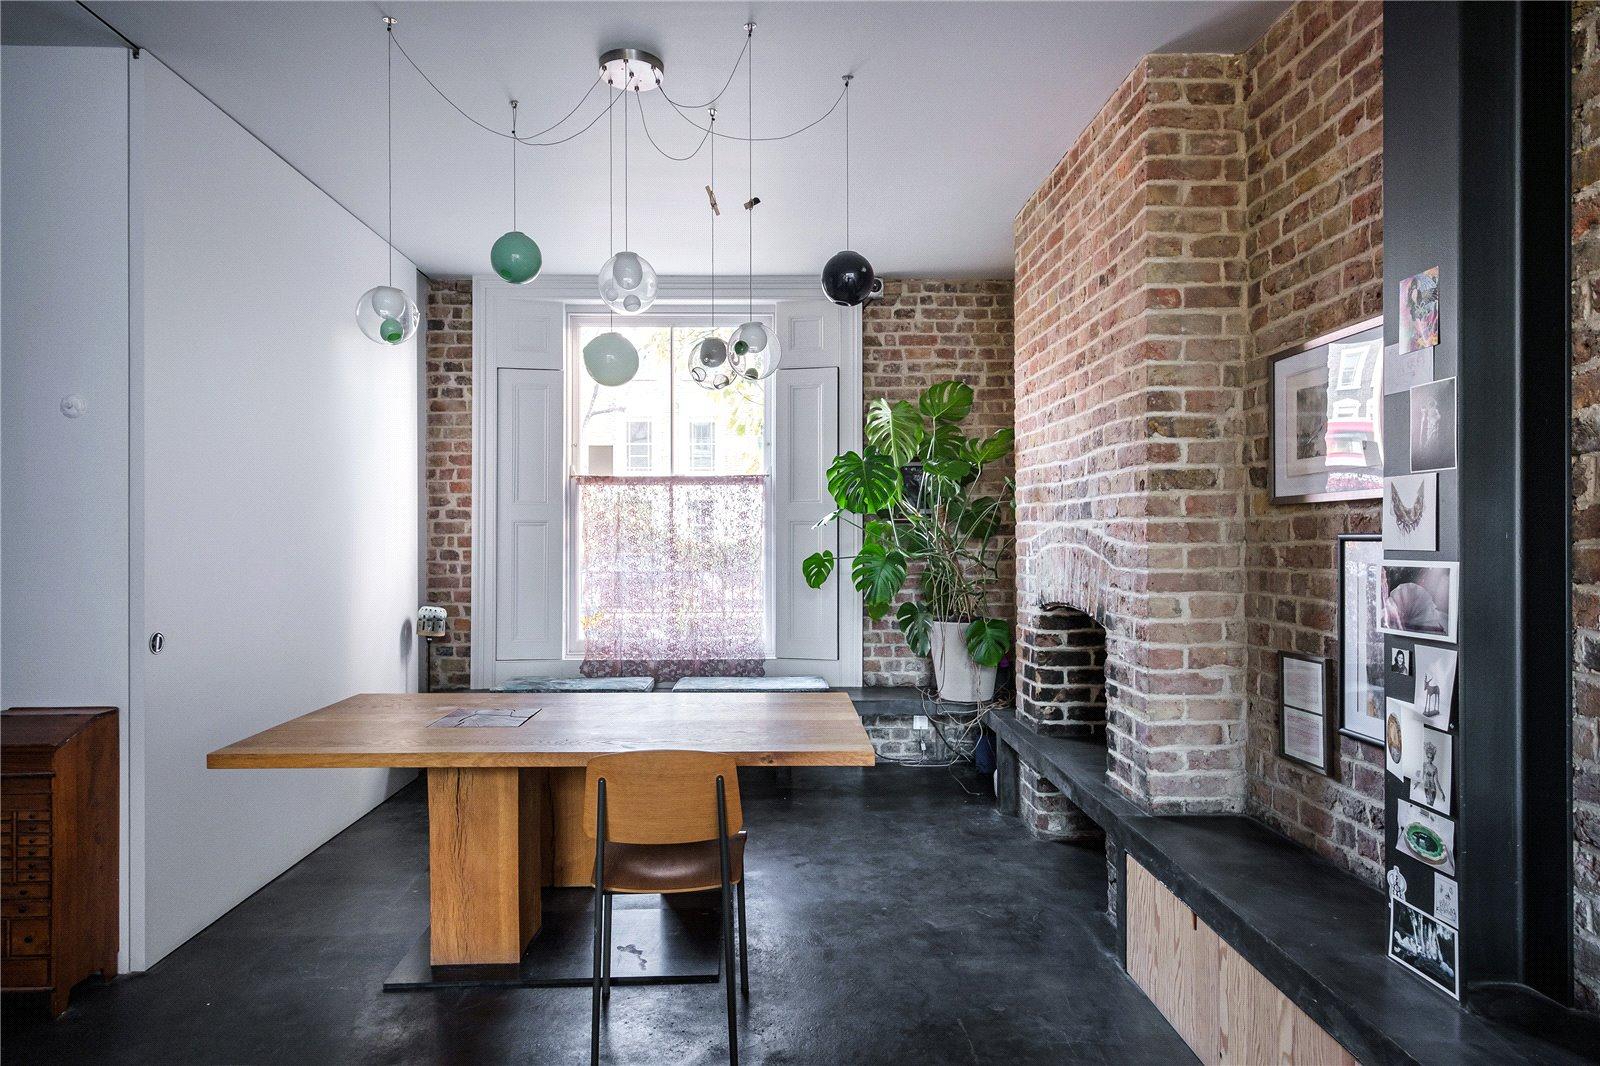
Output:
[{"xmin": 583, "ymin": 750, "xmax": 743, "ymax": 844}]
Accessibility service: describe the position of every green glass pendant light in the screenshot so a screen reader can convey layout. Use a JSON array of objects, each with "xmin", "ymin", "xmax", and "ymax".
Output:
[{"xmin": 491, "ymin": 100, "xmax": 543, "ymax": 285}]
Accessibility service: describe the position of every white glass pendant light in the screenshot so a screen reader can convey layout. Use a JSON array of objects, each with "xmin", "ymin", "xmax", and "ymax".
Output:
[
  {"xmin": 689, "ymin": 109, "xmax": 734, "ymax": 390},
  {"xmin": 731, "ymin": 26, "xmax": 781, "ymax": 381},
  {"xmin": 597, "ymin": 90, "xmax": 657, "ymax": 315},
  {"xmin": 358, "ymin": 18, "xmax": 419, "ymax": 345}
]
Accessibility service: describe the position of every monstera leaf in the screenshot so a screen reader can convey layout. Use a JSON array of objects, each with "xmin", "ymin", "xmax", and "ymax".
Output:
[
  {"xmin": 895, "ymin": 601, "xmax": 933, "ymax": 656},
  {"xmin": 826, "ymin": 450, "xmax": 901, "ymax": 514},
  {"xmin": 918, "ymin": 380, "xmax": 974, "ymax": 423},
  {"xmin": 965, "ymin": 617, "xmax": 1012, "ymax": 668},
  {"xmin": 950, "ymin": 495, "xmax": 1003, "ymax": 542},
  {"xmin": 971, "ymin": 428, "xmax": 1014, "ymax": 465},
  {"xmin": 802, "ymin": 550, "xmax": 835, "ymax": 589},
  {"xmin": 851, "ymin": 541, "xmax": 908, "ymax": 618},
  {"xmin": 865, "ymin": 398, "xmax": 926, "ymax": 466}
]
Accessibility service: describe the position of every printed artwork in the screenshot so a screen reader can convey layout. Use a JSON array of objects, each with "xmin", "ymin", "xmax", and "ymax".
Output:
[
  {"xmin": 1340, "ymin": 537, "xmax": 1385, "ymax": 744},
  {"xmin": 1384, "ymin": 343, "xmax": 1434, "ymax": 395},
  {"xmin": 1287, "ymin": 366, "xmax": 1331, "ymax": 477},
  {"xmin": 1413, "ymin": 644, "xmax": 1458, "ymax": 728},
  {"xmin": 1383, "ymin": 473, "xmax": 1439, "ymax": 552},
  {"xmin": 1380, "ymin": 562, "xmax": 1459, "ymax": 643},
  {"xmin": 1390, "ymin": 896, "xmax": 1459, "ymax": 999},
  {"xmin": 1408, "ymin": 727, "xmax": 1453, "ymax": 815},
  {"xmin": 1400, "ymin": 267, "xmax": 1440, "ymax": 353},
  {"xmin": 1434, "ymin": 874, "xmax": 1459, "ymax": 928},
  {"xmin": 1408, "ymin": 378, "xmax": 1458, "ymax": 473},
  {"xmin": 1394, "ymin": 798, "xmax": 1456, "ymax": 877},
  {"xmin": 1385, "ymin": 698, "xmax": 1423, "ymax": 780},
  {"xmin": 1280, "ymin": 652, "xmax": 1331, "ymax": 773},
  {"xmin": 1390, "ymin": 647, "xmax": 1412, "ymax": 677}
]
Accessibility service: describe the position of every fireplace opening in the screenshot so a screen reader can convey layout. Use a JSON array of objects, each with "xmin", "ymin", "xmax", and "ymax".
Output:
[{"xmin": 1015, "ymin": 602, "xmax": 1108, "ymax": 738}]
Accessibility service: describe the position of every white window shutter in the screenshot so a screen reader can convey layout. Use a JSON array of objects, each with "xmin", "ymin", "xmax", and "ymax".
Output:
[
  {"xmin": 773, "ymin": 366, "xmax": 840, "ymax": 660},
  {"xmin": 494, "ymin": 368, "xmax": 563, "ymax": 661}
]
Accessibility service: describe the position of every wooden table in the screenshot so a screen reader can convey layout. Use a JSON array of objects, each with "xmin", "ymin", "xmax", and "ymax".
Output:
[{"xmin": 207, "ymin": 692, "xmax": 874, "ymax": 975}]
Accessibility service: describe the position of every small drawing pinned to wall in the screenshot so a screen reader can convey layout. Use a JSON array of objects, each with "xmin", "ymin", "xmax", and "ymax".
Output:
[{"xmin": 1400, "ymin": 267, "xmax": 1440, "ymax": 353}]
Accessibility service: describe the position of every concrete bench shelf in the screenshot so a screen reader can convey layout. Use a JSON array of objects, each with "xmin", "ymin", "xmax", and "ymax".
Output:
[{"xmin": 988, "ymin": 709, "xmax": 1599, "ymax": 1066}]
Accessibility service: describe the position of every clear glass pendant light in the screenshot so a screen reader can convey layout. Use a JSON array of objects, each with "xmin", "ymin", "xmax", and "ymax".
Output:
[
  {"xmin": 358, "ymin": 18, "xmax": 419, "ymax": 345},
  {"xmin": 583, "ymin": 84, "xmax": 639, "ymax": 386},
  {"xmin": 598, "ymin": 90, "xmax": 657, "ymax": 315},
  {"xmin": 731, "ymin": 28, "xmax": 781, "ymax": 381},
  {"xmin": 689, "ymin": 108, "xmax": 734, "ymax": 390}
]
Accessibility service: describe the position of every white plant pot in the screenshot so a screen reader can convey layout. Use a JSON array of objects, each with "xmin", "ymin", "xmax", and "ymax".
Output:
[{"xmin": 929, "ymin": 621, "xmax": 998, "ymax": 704}]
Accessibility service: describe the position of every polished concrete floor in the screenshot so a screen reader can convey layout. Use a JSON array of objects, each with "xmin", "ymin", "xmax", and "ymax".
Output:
[{"xmin": 4, "ymin": 767, "xmax": 1195, "ymax": 1065}]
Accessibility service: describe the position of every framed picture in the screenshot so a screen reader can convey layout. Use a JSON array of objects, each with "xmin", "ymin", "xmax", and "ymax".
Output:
[
  {"xmin": 1338, "ymin": 534, "xmax": 1385, "ymax": 745},
  {"xmin": 1279, "ymin": 651, "xmax": 1335, "ymax": 775},
  {"xmin": 1389, "ymin": 896, "xmax": 1459, "ymax": 1000},
  {"xmin": 1380, "ymin": 562, "xmax": 1459, "ymax": 643},
  {"xmin": 1269, "ymin": 316, "xmax": 1385, "ymax": 503}
]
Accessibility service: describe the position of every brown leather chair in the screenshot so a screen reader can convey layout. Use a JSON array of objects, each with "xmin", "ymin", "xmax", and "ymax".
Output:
[{"xmin": 584, "ymin": 750, "xmax": 749, "ymax": 1065}]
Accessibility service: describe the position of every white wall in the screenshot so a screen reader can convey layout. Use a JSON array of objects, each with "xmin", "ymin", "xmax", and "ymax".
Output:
[
  {"xmin": 2, "ymin": 43, "xmax": 134, "ymax": 968},
  {"xmin": 134, "ymin": 57, "xmax": 420, "ymax": 966}
]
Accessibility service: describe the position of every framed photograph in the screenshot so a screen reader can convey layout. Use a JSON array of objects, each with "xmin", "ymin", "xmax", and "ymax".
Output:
[
  {"xmin": 1279, "ymin": 651, "xmax": 1335, "ymax": 774},
  {"xmin": 1408, "ymin": 378, "xmax": 1457, "ymax": 473},
  {"xmin": 1380, "ymin": 562, "xmax": 1459, "ymax": 643},
  {"xmin": 1269, "ymin": 316, "xmax": 1385, "ymax": 503},
  {"xmin": 1383, "ymin": 472, "xmax": 1439, "ymax": 552},
  {"xmin": 1399, "ymin": 267, "xmax": 1441, "ymax": 353},
  {"xmin": 1389, "ymin": 896, "xmax": 1459, "ymax": 1000},
  {"xmin": 1338, "ymin": 534, "xmax": 1385, "ymax": 744},
  {"xmin": 1414, "ymin": 643, "xmax": 1458, "ymax": 728},
  {"xmin": 1408, "ymin": 727, "xmax": 1453, "ymax": 815},
  {"xmin": 1394, "ymin": 798, "xmax": 1456, "ymax": 876}
]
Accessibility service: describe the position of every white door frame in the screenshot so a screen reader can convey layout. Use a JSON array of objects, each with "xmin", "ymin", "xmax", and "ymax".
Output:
[{"xmin": 469, "ymin": 274, "xmax": 862, "ymax": 689}]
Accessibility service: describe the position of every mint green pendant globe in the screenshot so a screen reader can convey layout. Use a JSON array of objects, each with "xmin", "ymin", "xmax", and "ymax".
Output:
[
  {"xmin": 582, "ymin": 331, "xmax": 640, "ymax": 387},
  {"xmin": 380, "ymin": 317, "xmax": 403, "ymax": 343},
  {"xmin": 491, "ymin": 230, "xmax": 542, "ymax": 285}
]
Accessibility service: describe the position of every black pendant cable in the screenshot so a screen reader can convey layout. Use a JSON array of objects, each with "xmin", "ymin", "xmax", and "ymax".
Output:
[{"xmin": 820, "ymin": 72, "xmax": 876, "ymax": 307}]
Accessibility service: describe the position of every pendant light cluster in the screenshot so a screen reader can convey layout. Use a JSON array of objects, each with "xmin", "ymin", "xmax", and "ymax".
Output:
[
  {"xmin": 360, "ymin": 16, "xmax": 877, "ymax": 367},
  {"xmin": 357, "ymin": 17, "xmax": 420, "ymax": 346}
]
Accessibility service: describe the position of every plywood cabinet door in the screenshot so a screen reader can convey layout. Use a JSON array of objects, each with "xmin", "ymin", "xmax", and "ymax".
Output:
[
  {"xmin": 1125, "ymin": 857, "xmax": 1221, "ymax": 1063},
  {"xmin": 1217, "ymin": 940, "xmax": 1358, "ymax": 1066}
]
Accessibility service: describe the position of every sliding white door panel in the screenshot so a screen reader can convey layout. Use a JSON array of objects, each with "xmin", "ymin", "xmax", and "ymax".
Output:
[
  {"xmin": 495, "ymin": 369, "xmax": 563, "ymax": 661},
  {"xmin": 774, "ymin": 367, "xmax": 840, "ymax": 661}
]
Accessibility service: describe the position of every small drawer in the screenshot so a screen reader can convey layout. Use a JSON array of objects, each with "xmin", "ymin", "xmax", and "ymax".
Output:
[
  {"xmin": 1, "ymin": 776, "xmax": 52, "ymax": 796},
  {"xmin": 13, "ymin": 870, "xmax": 49, "ymax": 884},
  {"xmin": 14, "ymin": 846, "xmax": 49, "ymax": 860},
  {"xmin": 2, "ymin": 883, "xmax": 48, "ymax": 901},
  {"xmin": 1, "ymin": 899, "xmax": 48, "ymax": 919},
  {"xmin": 16, "ymin": 834, "xmax": 49, "ymax": 847},
  {"xmin": 7, "ymin": 917, "xmax": 49, "ymax": 957},
  {"xmin": 1, "ymin": 957, "xmax": 49, "ymax": 988},
  {"xmin": 16, "ymin": 858, "xmax": 49, "ymax": 873}
]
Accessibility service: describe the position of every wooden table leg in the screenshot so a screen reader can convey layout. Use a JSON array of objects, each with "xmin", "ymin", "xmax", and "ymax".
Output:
[
  {"xmin": 426, "ymin": 767, "xmax": 543, "ymax": 966},
  {"xmin": 547, "ymin": 767, "xmax": 594, "ymax": 887}
]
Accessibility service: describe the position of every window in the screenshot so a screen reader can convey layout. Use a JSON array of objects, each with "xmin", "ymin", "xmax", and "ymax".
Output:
[
  {"xmin": 689, "ymin": 421, "xmax": 716, "ymax": 472},
  {"xmin": 568, "ymin": 315, "xmax": 772, "ymax": 667},
  {"xmin": 625, "ymin": 420, "xmax": 653, "ymax": 472}
]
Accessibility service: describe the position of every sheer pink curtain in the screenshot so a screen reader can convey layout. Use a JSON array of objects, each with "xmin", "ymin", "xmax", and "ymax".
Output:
[{"xmin": 576, "ymin": 475, "xmax": 768, "ymax": 682}]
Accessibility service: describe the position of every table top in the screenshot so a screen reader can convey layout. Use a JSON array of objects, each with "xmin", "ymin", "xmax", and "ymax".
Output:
[{"xmin": 206, "ymin": 692, "xmax": 876, "ymax": 769}]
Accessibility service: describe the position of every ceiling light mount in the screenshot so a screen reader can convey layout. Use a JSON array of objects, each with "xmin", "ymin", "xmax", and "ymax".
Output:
[{"xmin": 599, "ymin": 47, "xmax": 665, "ymax": 93}]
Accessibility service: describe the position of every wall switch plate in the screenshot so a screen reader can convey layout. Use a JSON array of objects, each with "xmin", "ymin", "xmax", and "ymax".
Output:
[{"xmin": 913, "ymin": 715, "xmax": 929, "ymax": 730}]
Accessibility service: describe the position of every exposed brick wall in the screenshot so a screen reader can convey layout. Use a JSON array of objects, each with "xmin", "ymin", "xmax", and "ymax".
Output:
[
  {"xmin": 1019, "ymin": 761, "xmax": 1101, "ymax": 843},
  {"xmin": 860, "ymin": 278, "xmax": 1016, "ymax": 688},
  {"xmin": 1572, "ymin": 0, "xmax": 1600, "ymax": 1014},
  {"xmin": 1240, "ymin": 2, "xmax": 1386, "ymax": 885},
  {"xmin": 1013, "ymin": 54, "xmax": 1251, "ymax": 814},
  {"xmin": 424, "ymin": 280, "xmax": 474, "ymax": 691}
]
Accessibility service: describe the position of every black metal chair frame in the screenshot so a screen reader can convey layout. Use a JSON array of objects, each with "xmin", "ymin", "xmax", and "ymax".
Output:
[{"xmin": 590, "ymin": 775, "xmax": 749, "ymax": 1065}]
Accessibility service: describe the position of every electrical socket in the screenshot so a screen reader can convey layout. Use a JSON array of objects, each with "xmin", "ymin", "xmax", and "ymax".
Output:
[{"xmin": 913, "ymin": 715, "xmax": 929, "ymax": 730}]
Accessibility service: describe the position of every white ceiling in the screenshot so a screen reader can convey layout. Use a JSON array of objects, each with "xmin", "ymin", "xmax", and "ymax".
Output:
[{"xmin": 85, "ymin": 1, "xmax": 1287, "ymax": 279}]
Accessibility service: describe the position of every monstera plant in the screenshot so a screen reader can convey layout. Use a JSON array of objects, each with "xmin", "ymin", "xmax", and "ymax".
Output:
[{"xmin": 803, "ymin": 380, "xmax": 1014, "ymax": 702}]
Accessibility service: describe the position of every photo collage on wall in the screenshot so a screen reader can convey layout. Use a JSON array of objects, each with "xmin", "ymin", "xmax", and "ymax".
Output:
[
  {"xmin": 1381, "ymin": 265, "xmax": 1461, "ymax": 999},
  {"xmin": 1266, "ymin": 269, "xmax": 1460, "ymax": 999}
]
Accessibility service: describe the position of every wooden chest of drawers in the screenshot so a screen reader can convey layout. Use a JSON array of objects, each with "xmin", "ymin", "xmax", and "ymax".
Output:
[{"xmin": 2, "ymin": 707, "xmax": 118, "ymax": 1017}]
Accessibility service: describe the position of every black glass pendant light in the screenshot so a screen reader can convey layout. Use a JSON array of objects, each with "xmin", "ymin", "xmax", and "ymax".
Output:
[{"xmin": 820, "ymin": 74, "xmax": 875, "ymax": 307}]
